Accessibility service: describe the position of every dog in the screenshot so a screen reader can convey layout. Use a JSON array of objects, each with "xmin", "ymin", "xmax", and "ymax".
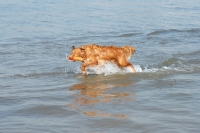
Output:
[{"xmin": 68, "ymin": 44, "xmax": 136, "ymax": 73}]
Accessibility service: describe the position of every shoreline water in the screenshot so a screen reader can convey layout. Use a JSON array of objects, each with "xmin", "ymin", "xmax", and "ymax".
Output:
[{"xmin": 1, "ymin": 0, "xmax": 200, "ymax": 132}]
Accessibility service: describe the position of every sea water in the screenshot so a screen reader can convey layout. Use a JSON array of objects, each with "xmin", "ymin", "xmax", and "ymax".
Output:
[{"xmin": 1, "ymin": 0, "xmax": 200, "ymax": 132}]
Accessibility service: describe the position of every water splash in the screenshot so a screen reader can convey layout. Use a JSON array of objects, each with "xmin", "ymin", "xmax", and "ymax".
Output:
[
  {"xmin": 142, "ymin": 57, "xmax": 200, "ymax": 74},
  {"xmin": 86, "ymin": 62, "xmax": 142, "ymax": 75},
  {"xmin": 81, "ymin": 57, "xmax": 200, "ymax": 75}
]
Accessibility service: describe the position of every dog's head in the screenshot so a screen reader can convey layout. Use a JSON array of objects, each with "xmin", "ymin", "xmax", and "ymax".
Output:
[{"xmin": 68, "ymin": 46, "xmax": 86, "ymax": 62}]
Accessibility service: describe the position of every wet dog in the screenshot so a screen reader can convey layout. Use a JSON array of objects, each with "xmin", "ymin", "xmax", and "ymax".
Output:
[{"xmin": 68, "ymin": 44, "xmax": 136, "ymax": 73}]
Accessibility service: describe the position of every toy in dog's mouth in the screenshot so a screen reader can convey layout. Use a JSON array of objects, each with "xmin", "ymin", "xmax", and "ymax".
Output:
[{"xmin": 68, "ymin": 56, "xmax": 84, "ymax": 62}]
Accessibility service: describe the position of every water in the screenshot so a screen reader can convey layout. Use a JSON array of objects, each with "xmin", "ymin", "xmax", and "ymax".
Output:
[{"xmin": 1, "ymin": 0, "xmax": 200, "ymax": 132}]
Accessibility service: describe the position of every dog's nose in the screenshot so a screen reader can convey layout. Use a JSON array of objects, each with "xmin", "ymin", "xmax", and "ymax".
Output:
[
  {"xmin": 68, "ymin": 56, "xmax": 72, "ymax": 60},
  {"xmin": 68, "ymin": 56, "xmax": 76, "ymax": 62}
]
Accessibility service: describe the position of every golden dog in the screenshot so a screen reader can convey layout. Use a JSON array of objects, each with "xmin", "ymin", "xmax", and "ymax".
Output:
[{"xmin": 68, "ymin": 44, "xmax": 136, "ymax": 73}]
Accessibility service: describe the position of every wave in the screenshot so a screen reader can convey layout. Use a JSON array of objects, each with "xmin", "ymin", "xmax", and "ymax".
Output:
[
  {"xmin": 147, "ymin": 28, "xmax": 200, "ymax": 36},
  {"xmin": 147, "ymin": 29, "xmax": 181, "ymax": 36},
  {"xmin": 116, "ymin": 33, "xmax": 140, "ymax": 37},
  {"xmin": 15, "ymin": 104, "xmax": 69, "ymax": 116},
  {"xmin": 67, "ymin": 32, "xmax": 140, "ymax": 41},
  {"xmin": 77, "ymin": 57, "xmax": 200, "ymax": 76},
  {"xmin": 1, "ymin": 65, "xmax": 82, "ymax": 78},
  {"xmin": 144, "ymin": 57, "xmax": 200, "ymax": 74},
  {"xmin": 2, "ymin": 57, "xmax": 199, "ymax": 79},
  {"xmin": 1, "ymin": 71, "xmax": 65, "ymax": 78}
]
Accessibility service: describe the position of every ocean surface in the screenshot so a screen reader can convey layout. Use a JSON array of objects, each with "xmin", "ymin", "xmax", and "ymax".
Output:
[{"xmin": 1, "ymin": 0, "xmax": 200, "ymax": 132}]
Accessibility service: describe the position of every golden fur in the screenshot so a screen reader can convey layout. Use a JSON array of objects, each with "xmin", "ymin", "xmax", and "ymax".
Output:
[{"xmin": 68, "ymin": 44, "xmax": 136, "ymax": 73}]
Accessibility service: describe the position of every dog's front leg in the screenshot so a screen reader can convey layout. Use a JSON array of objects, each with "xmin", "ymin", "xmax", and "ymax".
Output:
[
  {"xmin": 81, "ymin": 65, "xmax": 86, "ymax": 74},
  {"xmin": 81, "ymin": 61, "xmax": 98, "ymax": 74}
]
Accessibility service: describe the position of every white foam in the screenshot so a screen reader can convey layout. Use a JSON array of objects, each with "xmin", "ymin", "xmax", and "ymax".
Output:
[
  {"xmin": 86, "ymin": 62, "xmax": 142, "ymax": 75},
  {"xmin": 134, "ymin": 65, "xmax": 143, "ymax": 72},
  {"xmin": 142, "ymin": 66, "xmax": 170, "ymax": 73}
]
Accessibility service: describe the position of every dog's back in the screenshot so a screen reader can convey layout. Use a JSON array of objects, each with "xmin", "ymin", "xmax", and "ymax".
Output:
[{"xmin": 82, "ymin": 44, "xmax": 135, "ymax": 60}]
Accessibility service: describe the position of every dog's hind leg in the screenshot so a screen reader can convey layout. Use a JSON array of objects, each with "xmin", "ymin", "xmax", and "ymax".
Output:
[
  {"xmin": 111, "ymin": 59, "xmax": 123, "ymax": 68},
  {"xmin": 128, "ymin": 63, "xmax": 136, "ymax": 72},
  {"xmin": 118, "ymin": 57, "xmax": 136, "ymax": 72}
]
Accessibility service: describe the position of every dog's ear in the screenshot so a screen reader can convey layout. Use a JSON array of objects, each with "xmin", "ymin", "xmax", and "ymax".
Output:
[{"xmin": 72, "ymin": 46, "xmax": 75, "ymax": 50}]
